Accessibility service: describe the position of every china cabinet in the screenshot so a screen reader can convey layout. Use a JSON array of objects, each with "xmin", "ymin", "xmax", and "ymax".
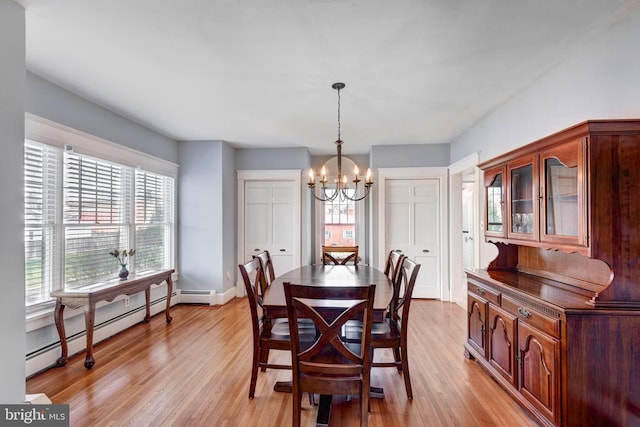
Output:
[{"xmin": 466, "ymin": 120, "xmax": 640, "ymax": 427}]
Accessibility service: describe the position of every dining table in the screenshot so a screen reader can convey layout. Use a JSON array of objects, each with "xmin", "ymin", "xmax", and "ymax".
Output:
[{"xmin": 261, "ymin": 264, "xmax": 392, "ymax": 426}]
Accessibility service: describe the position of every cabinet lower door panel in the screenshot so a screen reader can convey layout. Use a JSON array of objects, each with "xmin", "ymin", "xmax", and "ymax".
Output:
[
  {"xmin": 518, "ymin": 322, "xmax": 560, "ymax": 425},
  {"xmin": 467, "ymin": 294, "xmax": 488, "ymax": 358},
  {"xmin": 489, "ymin": 305, "xmax": 517, "ymax": 386}
]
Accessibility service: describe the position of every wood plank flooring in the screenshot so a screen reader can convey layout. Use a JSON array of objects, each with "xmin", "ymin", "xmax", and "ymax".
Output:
[{"xmin": 27, "ymin": 299, "xmax": 539, "ymax": 426}]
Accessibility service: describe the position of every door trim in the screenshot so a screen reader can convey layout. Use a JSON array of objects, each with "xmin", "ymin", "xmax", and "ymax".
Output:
[
  {"xmin": 237, "ymin": 169, "xmax": 302, "ymax": 297},
  {"xmin": 449, "ymin": 153, "xmax": 481, "ymax": 308},
  {"xmin": 376, "ymin": 167, "xmax": 449, "ymax": 300}
]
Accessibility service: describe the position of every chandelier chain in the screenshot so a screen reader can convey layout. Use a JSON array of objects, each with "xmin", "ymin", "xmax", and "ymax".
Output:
[{"xmin": 337, "ymin": 86, "xmax": 341, "ymax": 141}]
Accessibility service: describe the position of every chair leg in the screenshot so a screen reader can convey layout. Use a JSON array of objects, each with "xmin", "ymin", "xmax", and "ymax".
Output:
[
  {"xmin": 249, "ymin": 345, "xmax": 260, "ymax": 399},
  {"xmin": 361, "ymin": 384, "xmax": 369, "ymax": 427},
  {"xmin": 401, "ymin": 343, "xmax": 413, "ymax": 400},
  {"xmin": 292, "ymin": 384, "xmax": 302, "ymax": 427},
  {"xmin": 393, "ymin": 347, "xmax": 402, "ymax": 373},
  {"xmin": 260, "ymin": 346, "xmax": 269, "ymax": 372}
]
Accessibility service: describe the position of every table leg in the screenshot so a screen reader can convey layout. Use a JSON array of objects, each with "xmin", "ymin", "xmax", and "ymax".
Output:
[
  {"xmin": 144, "ymin": 287, "xmax": 151, "ymax": 322},
  {"xmin": 316, "ymin": 395, "xmax": 332, "ymax": 427},
  {"xmin": 165, "ymin": 274, "xmax": 173, "ymax": 324},
  {"xmin": 53, "ymin": 299, "xmax": 68, "ymax": 367},
  {"xmin": 370, "ymin": 386, "xmax": 385, "ymax": 399},
  {"xmin": 83, "ymin": 304, "xmax": 96, "ymax": 369}
]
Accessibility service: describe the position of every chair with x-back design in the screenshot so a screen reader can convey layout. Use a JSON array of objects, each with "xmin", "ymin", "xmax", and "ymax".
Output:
[
  {"xmin": 284, "ymin": 282, "xmax": 376, "ymax": 427},
  {"xmin": 322, "ymin": 245, "xmax": 359, "ymax": 265}
]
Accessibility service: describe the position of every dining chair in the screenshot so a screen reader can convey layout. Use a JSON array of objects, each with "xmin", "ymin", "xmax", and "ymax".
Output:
[
  {"xmin": 343, "ymin": 257, "xmax": 421, "ymax": 400},
  {"xmin": 238, "ymin": 258, "xmax": 316, "ymax": 399},
  {"xmin": 253, "ymin": 250, "xmax": 275, "ymax": 299},
  {"xmin": 284, "ymin": 282, "xmax": 376, "ymax": 427},
  {"xmin": 384, "ymin": 250, "xmax": 405, "ymax": 284},
  {"xmin": 322, "ymin": 245, "xmax": 359, "ymax": 265}
]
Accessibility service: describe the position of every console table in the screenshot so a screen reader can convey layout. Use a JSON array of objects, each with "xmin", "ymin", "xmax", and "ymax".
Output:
[{"xmin": 51, "ymin": 269, "xmax": 175, "ymax": 369}]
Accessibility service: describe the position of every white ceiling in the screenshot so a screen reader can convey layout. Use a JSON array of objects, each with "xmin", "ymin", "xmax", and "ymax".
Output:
[{"xmin": 18, "ymin": 0, "xmax": 640, "ymax": 155}]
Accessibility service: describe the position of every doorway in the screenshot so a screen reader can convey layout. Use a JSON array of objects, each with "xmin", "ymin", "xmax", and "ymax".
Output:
[{"xmin": 448, "ymin": 153, "xmax": 480, "ymax": 307}]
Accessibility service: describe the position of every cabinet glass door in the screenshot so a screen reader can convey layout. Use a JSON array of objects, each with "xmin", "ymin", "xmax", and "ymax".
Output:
[
  {"xmin": 540, "ymin": 139, "xmax": 586, "ymax": 248},
  {"xmin": 484, "ymin": 166, "xmax": 505, "ymax": 238},
  {"xmin": 508, "ymin": 157, "xmax": 537, "ymax": 240},
  {"xmin": 544, "ymin": 159, "xmax": 577, "ymax": 236}
]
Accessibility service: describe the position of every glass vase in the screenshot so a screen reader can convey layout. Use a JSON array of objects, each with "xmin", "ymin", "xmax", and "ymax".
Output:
[{"xmin": 118, "ymin": 264, "xmax": 129, "ymax": 280}]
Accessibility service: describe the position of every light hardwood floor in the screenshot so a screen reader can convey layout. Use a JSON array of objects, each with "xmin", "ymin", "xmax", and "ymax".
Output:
[{"xmin": 27, "ymin": 299, "xmax": 539, "ymax": 427}]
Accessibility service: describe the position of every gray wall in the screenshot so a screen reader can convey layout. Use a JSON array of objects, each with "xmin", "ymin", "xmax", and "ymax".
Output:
[
  {"xmin": 178, "ymin": 141, "xmax": 223, "ymax": 291},
  {"xmin": 26, "ymin": 72, "xmax": 178, "ymax": 164},
  {"xmin": 222, "ymin": 142, "xmax": 237, "ymax": 293},
  {"xmin": 372, "ymin": 143, "xmax": 450, "ymax": 168},
  {"xmin": 450, "ymin": 6, "xmax": 640, "ymax": 165},
  {"xmin": 235, "ymin": 147, "xmax": 310, "ymax": 170},
  {"xmin": 0, "ymin": 0, "xmax": 26, "ymax": 403},
  {"xmin": 178, "ymin": 140, "xmax": 237, "ymax": 294}
]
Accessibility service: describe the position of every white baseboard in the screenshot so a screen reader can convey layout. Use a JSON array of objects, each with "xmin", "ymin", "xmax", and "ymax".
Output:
[
  {"xmin": 25, "ymin": 393, "xmax": 52, "ymax": 404},
  {"xmin": 178, "ymin": 289, "xmax": 217, "ymax": 305},
  {"xmin": 215, "ymin": 286, "xmax": 237, "ymax": 305}
]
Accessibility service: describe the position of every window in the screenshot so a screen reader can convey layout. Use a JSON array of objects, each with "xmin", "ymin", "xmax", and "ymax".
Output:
[
  {"xmin": 24, "ymin": 139, "xmax": 175, "ymax": 308},
  {"xmin": 323, "ymin": 189, "xmax": 356, "ymax": 246}
]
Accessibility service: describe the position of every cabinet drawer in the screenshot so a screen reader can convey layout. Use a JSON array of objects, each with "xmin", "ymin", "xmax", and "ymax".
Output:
[
  {"xmin": 502, "ymin": 295, "xmax": 560, "ymax": 339},
  {"xmin": 468, "ymin": 280, "xmax": 501, "ymax": 305}
]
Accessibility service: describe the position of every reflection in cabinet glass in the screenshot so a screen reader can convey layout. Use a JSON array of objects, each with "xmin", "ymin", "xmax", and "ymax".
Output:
[
  {"xmin": 487, "ymin": 173, "xmax": 503, "ymax": 232},
  {"xmin": 544, "ymin": 158, "xmax": 578, "ymax": 236},
  {"xmin": 510, "ymin": 164, "xmax": 533, "ymax": 234}
]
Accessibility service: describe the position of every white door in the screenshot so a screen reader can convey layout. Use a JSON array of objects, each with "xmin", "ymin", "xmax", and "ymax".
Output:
[
  {"xmin": 385, "ymin": 179, "xmax": 441, "ymax": 298},
  {"xmin": 244, "ymin": 180, "xmax": 296, "ymax": 276}
]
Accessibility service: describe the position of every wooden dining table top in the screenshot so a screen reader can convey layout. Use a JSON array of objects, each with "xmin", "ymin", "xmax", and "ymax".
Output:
[{"xmin": 262, "ymin": 264, "xmax": 393, "ymax": 322}]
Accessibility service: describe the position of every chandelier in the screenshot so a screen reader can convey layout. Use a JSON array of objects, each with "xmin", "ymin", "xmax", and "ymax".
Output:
[{"xmin": 307, "ymin": 82, "xmax": 373, "ymax": 202}]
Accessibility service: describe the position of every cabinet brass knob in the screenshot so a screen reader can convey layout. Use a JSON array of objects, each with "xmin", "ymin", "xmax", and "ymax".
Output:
[{"xmin": 476, "ymin": 287, "xmax": 485, "ymax": 295}]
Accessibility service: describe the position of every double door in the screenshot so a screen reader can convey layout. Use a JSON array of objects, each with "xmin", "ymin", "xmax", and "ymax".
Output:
[
  {"xmin": 384, "ymin": 178, "xmax": 440, "ymax": 299},
  {"xmin": 243, "ymin": 180, "xmax": 298, "ymax": 276}
]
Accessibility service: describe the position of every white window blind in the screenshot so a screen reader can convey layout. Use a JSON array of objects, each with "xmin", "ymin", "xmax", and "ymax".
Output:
[
  {"xmin": 63, "ymin": 152, "xmax": 132, "ymax": 290},
  {"xmin": 24, "ymin": 140, "xmax": 175, "ymax": 308},
  {"xmin": 24, "ymin": 142, "xmax": 60, "ymax": 306},
  {"xmin": 134, "ymin": 170, "xmax": 174, "ymax": 272}
]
